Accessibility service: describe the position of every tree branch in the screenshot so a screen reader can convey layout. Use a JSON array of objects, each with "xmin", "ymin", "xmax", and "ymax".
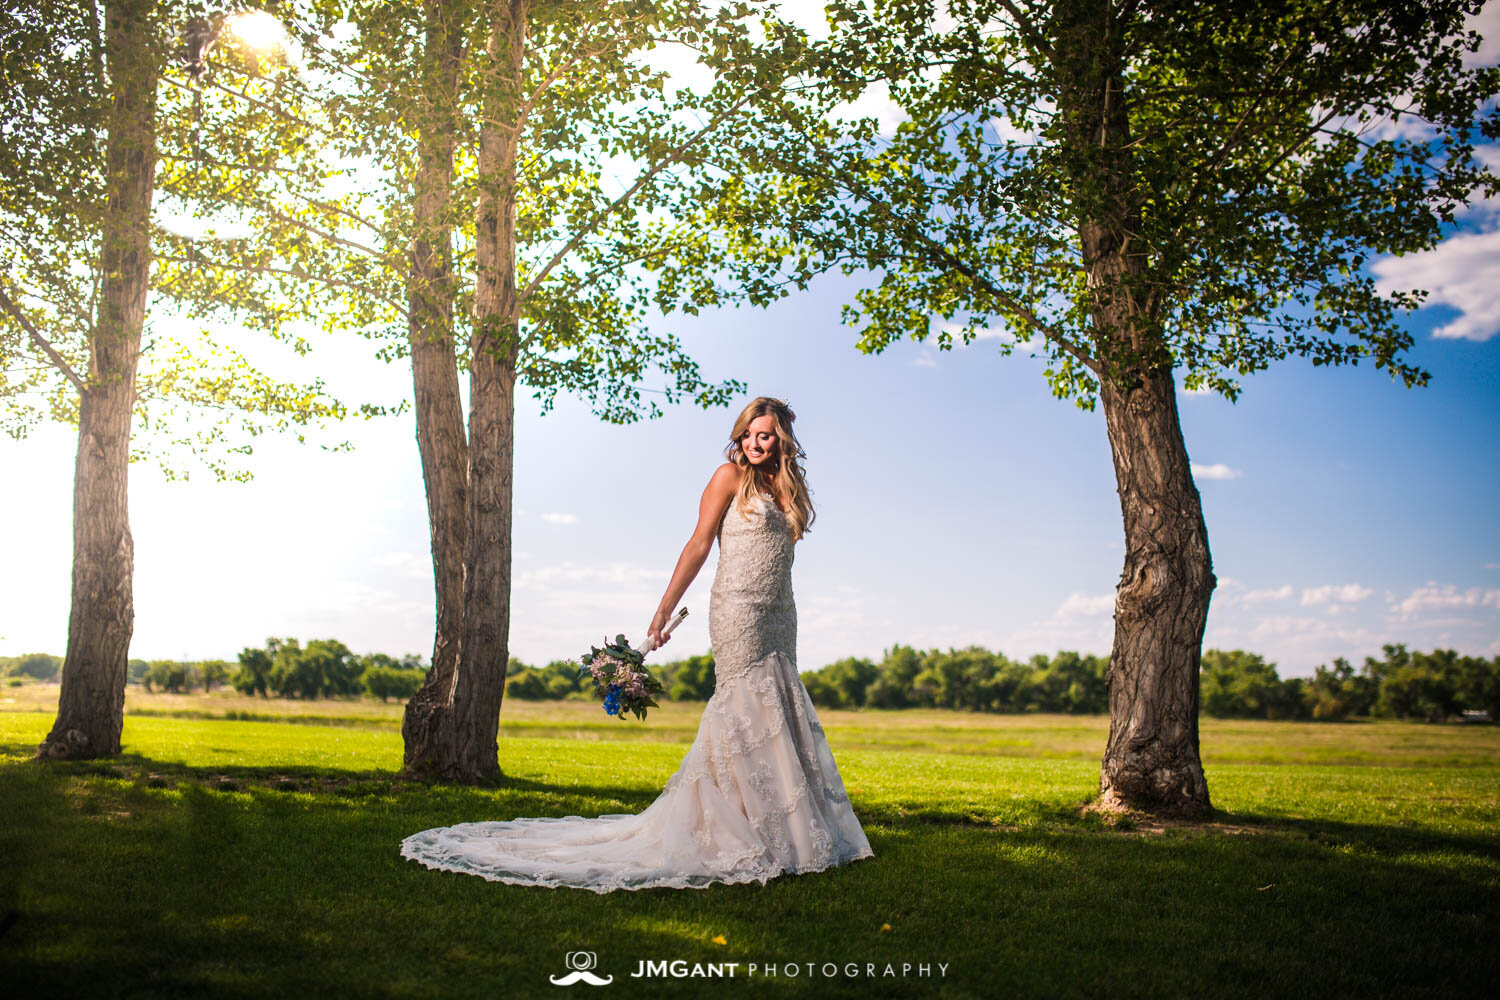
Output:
[
  {"xmin": 160, "ymin": 74, "xmax": 327, "ymax": 135},
  {"xmin": 514, "ymin": 90, "xmax": 755, "ymax": 314},
  {"xmin": 993, "ymin": 0, "xmax": 1056, "ymax": 65},
  {"xmin": 0, "ymin": 280, "xmax": 89, "ymax": 395},
  {"xmin": 0, "ymin": 231, "xmax": 100, "ymax": 331},
  {"xmin": 764, "ymin": 117, "xmax": 1098, "ymax": 372},
  {"xmin": 154, "ymin": 254, "xmax": 408, "ymax": 317}
]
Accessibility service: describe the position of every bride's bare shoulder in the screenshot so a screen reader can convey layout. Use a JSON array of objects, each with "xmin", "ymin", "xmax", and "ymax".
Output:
[
  {"xmin": 705, "ymin": 462, "xmax": 738, "ymax": 501},
  {"xmin": 689, "ymin": 463, "xmax": 738, "ymax": 540}
]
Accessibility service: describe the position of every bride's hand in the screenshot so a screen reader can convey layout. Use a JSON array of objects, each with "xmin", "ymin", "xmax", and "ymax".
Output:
[{"xmin": 647, "ymin": 608, "xmax": 671, "ymax": 649}]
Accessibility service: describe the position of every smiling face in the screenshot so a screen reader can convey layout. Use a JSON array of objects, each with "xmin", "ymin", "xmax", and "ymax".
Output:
[{"xmin": 740, "ymin": 414, "xmax": 779, "ymax": 469}]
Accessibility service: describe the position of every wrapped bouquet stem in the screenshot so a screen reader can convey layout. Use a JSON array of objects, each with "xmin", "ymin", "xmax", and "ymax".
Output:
[
  {"xmin": 578, "ymin": 607, "xmax": 689, "ymax": 720},
  {"xmin": 639, "ymin": 606, "xmax": 690, "ymax": 656}
]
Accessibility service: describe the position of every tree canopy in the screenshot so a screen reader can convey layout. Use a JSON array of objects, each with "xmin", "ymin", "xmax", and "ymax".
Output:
[{"xmin": 686, "ymin": 0, "xmax": 1498, "ymax": 406}]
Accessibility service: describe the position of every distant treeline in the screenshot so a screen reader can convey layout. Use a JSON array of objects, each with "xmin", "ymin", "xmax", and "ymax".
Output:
[
  {"xmin": 0, "ymin": 642, "xmax": 429, "ymax": 702},
  {"xmin": 798, "ymin": 643, "xmax": 1498, "ymax": 723},
  {"xmin": 504, "ymin": 653, "xmax": 718, "ymax": 703},
  {"xmin": 4, "ymin": 641, "xmax": 1495, "ymax": 722},
  {"xmin": 1, "ymin": 653, "xmax": 237, "ymax": 693},
  {"xmin": 230, "ymin": 639, "xmax": 428, "ymax": 701}
]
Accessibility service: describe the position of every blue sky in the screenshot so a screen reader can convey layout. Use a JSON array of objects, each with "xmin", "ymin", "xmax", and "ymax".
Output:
[
  {"xmin": 3, "ymin": 257, "xmax": 1496, "ymax": 677},
  {"xmin": 2, "ymin": 4, "xmax": 1497, "ymax": 678}
]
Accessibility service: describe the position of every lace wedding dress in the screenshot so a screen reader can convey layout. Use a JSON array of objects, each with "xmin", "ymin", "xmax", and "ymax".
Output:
[{"xmin": 399, "ymin": 491, "xmax": 874, "ymax": 892}]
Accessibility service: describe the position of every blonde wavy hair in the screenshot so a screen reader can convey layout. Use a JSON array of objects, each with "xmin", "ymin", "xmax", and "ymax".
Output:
[{"xmin": 723, "ymin": 396, "xmax": 815, "ymax": 541}]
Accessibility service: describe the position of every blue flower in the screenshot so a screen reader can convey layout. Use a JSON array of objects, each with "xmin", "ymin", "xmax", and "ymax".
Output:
[{"xmin": 602, "ymin": 687, "xmax": 622, "ymax": 716}]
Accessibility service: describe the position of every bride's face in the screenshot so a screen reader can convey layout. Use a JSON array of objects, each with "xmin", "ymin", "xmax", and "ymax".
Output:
[{"xmin": 741, "ymin": 415, "xmax": 779, "ymax": 468}]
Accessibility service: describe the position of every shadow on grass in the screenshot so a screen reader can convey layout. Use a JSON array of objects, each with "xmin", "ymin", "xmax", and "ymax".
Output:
[
  {"xmin": 12, "ymin": 744, "xmax": 1500, "ymax": 865},
  {"xmin": 2, "ymin": 753, "xmax": 1498, "ymax": 1000},
  {"xmin": 3, "ymin": 744, "xmax": 669, "ymax": 811}
]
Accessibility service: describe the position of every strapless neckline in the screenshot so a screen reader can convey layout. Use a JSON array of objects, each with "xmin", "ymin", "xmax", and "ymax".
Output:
[{"xmin": 756, "ymin": 492, "xmax": 791, "ymax": 516}]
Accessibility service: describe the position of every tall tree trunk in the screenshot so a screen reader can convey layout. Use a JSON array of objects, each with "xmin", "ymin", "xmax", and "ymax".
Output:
[
  {"xmin": 1096, "ymin": 368, "xmax": 1216, "ymax": 816},
  {"xmin": 400, "ymin": 0, "xmax": 471, "ymax": 777},
  {"xmin": 1056, "ymin": 0, "xmax": 1215, "ymax": 815},
  {"xmin": 409, "ymin": 0, "xmax": 528, "ymax": 783},
  {"xmin": 38, "ymin": 0, "xmax": 159, "ymax": 760}
]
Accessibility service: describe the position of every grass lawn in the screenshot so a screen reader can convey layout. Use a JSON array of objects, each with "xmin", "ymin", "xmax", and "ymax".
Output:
[{"xmin": 1, "ymin": 686, "xmax": 1497, "ymax": 999}]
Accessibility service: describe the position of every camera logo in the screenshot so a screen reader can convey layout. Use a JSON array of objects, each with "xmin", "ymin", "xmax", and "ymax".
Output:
[{"xmin": 549, "ymin": 951, "xmax": 613, "ymax": 987}]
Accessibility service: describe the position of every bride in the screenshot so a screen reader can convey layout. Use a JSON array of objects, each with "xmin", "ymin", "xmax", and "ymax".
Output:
[{"xmin": 399, "ymin": 396, "xmax": 874, "ymax": 892}]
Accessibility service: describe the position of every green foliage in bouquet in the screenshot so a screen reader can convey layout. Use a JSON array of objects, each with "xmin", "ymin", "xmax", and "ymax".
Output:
[{"xmin": 578, "ymin": 635, "xmax": 666, "ymax": 721}]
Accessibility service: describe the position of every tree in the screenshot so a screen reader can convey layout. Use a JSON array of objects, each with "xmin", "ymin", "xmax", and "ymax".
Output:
[
  {"xmin": 145, "ymin": 659, "xmax": 189, "ymax": 693},
  {"xmin": 1454, "ymin": 653, "xmax": 1500, "ymax": 722},
  {"xmin": 867, "ymin": 644, "xmax": 922, "ymax": 708},
  {"xmin": 1198, "ymin": 649, "xmax": 1308, "ymax": 719},
  {"xmin": 199, "ymin": 659, "xmax": 228, "ymax": 691},
  {"xmin": 232, "ymin": 645, "xmax": 271, "ymax": 697},
  {"xmin": 10, "ymin": 0, "xmax": 166, "ymax": 757},
  {"xmin": 1033, "ymin": 651, "xmax": 1109, "ymax": 713},
  {"xmin": 821, "ymin": 655, "xmax": 880, "ymax": 708},
  {"xmin": 697, "ymin": 0, "xmax": 1499, "ymax": 814},
  {"xmin": 801, "ymin": 670, "xmax": 844, "ymax": 709},
  {"xmin": 3, "ymin": 654, "xmax": 64, "ymax": 682},
  {"xmin": 2, "ymin": 1, "xmax": 389, "ymax": 759},
  {"xmin": 661, "ymin": 651, "xmax": 717, "ymax": 701},
  {"xmin": 1304, "ymin": 656, "xmax": 1373, "ymax": 720},
  {"xmin": 278, "ymin": 0, "xmax": 777, "ymax": 781}
]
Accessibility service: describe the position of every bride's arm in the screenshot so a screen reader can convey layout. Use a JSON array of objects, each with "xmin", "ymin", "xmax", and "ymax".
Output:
[{"xmin": 647, "ymin": 462, "xmax": 737, "ymax": 648}]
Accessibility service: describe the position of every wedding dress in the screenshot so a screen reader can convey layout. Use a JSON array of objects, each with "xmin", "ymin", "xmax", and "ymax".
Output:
[{"xmin": 399, "ymin": 490, "xmax": 874, "ymax": 892}]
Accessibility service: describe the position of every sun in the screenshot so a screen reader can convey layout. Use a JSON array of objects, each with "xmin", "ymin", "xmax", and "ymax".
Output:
[{"xmin": 224, "ymin": 9, "xmax": 287, "ymax": 56}]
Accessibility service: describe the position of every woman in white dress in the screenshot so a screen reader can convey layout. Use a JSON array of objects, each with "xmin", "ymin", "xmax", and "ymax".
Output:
[{"xmin": 399, "ymin": 397, "xmax": 874, "ymax": 892}]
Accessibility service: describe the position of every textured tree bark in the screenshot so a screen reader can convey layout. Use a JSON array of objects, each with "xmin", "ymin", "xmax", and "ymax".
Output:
[
  {"xmin": 1097, "ymin": 368, "xmax": 1216, "ymax": 816},
  {"xmin": 400, "ymin": 0, "xmax": 470, "ymax": 777},
  {"xmin": 1054, "ymin": 0, "xmax": 1215, "ymax": 815},
  {"xmin": 406, "ymin": 0, "xmax": 528, "ymax": 783},
  {"xmin": 38, "ymin": 0, "xmax": 159, "ymax": 760}
]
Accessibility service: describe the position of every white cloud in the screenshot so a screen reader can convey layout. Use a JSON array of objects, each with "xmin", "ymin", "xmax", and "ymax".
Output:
[
  {"xmin": 1055, "ymin": 591, "xmax": 1115, "ymax": 618},
  {"xmin": 540, "ymin": 512, "xmax": 578, "ymax": 525},
  {"xmin": 1244, "ymin": 615, "xmax": 1369, "ymax": 641},
  {"xmin": 944, "ymin": 321, "xmax": 1047, "ymax": 356},
  {"xmin": 639, "ymin": 40, "xmax": 715, "ymax": 98},
  {"xmin": 1242, "ymin": 584, "xmax": 1294, "ymax": 605},
  {"xmin": 989, "ymin": 114, "xmax": 1040, "ymax": 146},
  {"xmin": 1301, "ymin": 583, "xmax": 1373, "ymax": 606},
  {"xmin": 1373, "ymin": 229, "xmax": 1500, "ymax": 342},
  {"xmin": 1465, "ymin": 2, "xmax": 1500, "ymax": 67},
  {"xmin": 774, "ymin": 0, "xmax": 835, "ymax": 40},
  {"xmin": 369, "ymin": 551, "xmax": 431, "ymax": 581},
  {"xmin": 1191, "ymin": 462, "xmax": 1241, "ymax": 480},
  {"xmin": 829, "ymin": 78, "xmax": 908, "ymax": 135},
  {"xmin": 1392, "ymin": 581, "xmax": 1500, "ymax": 618}
]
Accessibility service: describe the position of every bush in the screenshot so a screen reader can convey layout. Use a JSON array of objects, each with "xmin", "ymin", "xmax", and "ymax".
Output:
[
  {"xmin": 1200, "ymin": 649, "xmax": 1306, "ymax": 720},
  {"xmin": 505, "ymin": 669, "xmax": 551, "ymax": 700},
  {"xmin": 362, "ymin": 666, "xmax": 424, "ymax": 702},
  {"xmin": 3, "ymin": 653, "xmax": 62, "ymax": 682},
  {"xmin": 659, "ymin": 653, "xmax": 716, "ymax": 702},
  {"xmin": 801, "ymin": 670, "xmax": 842, "ymax": 709},
  {"xmin": 145, "ymin": 660, "xmax": 193, "ymax": 694}
]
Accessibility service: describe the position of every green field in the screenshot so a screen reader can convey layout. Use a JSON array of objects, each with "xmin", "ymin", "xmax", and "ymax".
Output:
[{"xmin": 1, "ymin": 687, "xmax": 1497, "ymax": 999}]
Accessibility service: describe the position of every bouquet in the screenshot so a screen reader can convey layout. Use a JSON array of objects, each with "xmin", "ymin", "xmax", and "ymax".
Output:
[{"xmin": 577, "ymin": 607, "xmax": 689, "ymax": 721}]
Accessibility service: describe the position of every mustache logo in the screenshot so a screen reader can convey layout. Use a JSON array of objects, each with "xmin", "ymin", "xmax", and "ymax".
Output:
[{"xmin": 550, "ymin": 951, "xmax": 613, "ymax": 986}]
